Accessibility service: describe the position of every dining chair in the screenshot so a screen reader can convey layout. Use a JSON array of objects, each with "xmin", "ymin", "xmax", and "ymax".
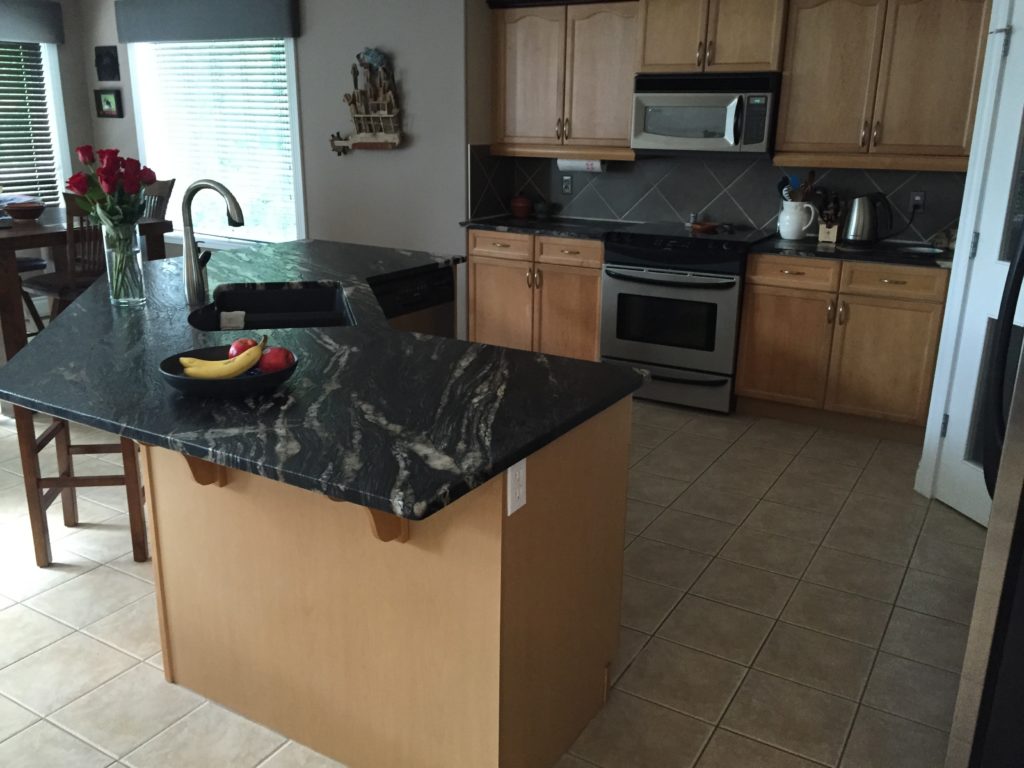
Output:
[
  {"xmin": 142, "ymin": 179, "xmax": 175, "ymax": 221},
  {"xmin": 17, "ymin": 255, "xmax": 46, "ymax": 334}
]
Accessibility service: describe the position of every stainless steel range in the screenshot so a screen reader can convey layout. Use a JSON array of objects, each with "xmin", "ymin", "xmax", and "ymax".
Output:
[{"xmin": 601, "ymin": 224, "xmax": 759, "ymax": 413}]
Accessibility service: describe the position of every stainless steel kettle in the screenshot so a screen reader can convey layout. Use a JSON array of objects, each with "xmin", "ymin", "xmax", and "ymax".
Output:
[{"xmin": 842, "ymin": 193, "xmax": 895, "ymax": 242}]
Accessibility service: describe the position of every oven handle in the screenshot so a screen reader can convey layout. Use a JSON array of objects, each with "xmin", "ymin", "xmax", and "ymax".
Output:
[
  {"xmin": 605, "ymin": 268, "xmax": 737, "ymax": 290},
  {"xmin": 649, "ymin": 372, "xmax": 731, "ymax": 387}
]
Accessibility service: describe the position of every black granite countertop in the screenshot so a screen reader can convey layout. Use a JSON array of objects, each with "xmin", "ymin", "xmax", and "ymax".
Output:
[
  {"xmin": 0, "ymin": 240, "xmax": 643, "ymax": 520},
  {"xmin": 461, "ymin": 216, "xmax": 620, "ymax": 240},
  {"xmin": 753, "ymin": 237, "xmax": 953, "ymax": 269}
]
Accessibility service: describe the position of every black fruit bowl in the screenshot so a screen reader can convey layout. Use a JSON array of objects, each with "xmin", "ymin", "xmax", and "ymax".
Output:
[{"xmin": 159, "ymin": 346, "xmax": 298, "ymax": 397}]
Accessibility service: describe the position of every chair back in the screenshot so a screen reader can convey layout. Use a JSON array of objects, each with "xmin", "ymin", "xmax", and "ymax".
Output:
[
  {"xmin": 63, "ymin": 194, "xmax": 105, "ymax": 278},
  {"xmin": 142, "ymin": 179, "xmax": 175, "ymax": 220}
]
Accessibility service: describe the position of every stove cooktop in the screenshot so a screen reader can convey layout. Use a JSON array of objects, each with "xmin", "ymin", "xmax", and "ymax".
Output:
[{"xmin": 604, "ymin": 222, "xmax": 762, "ymax": 275}]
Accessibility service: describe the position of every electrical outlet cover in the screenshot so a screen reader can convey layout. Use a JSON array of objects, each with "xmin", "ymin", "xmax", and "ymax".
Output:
[
  {"xmin": 506, "ymin": 458, "xmax": 527, "ymax": 515},
  {"xmin": 911, "ymin": 190, "xmax": 926, "ymax": 210},
  {"xmin": 561, "ymin": 175, "xmax": 573, "ymax": 195}
]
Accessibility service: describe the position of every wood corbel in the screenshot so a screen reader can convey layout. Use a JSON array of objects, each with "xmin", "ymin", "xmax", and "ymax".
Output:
[{"xmin": 182, "ymin": 455, "xmax": 229, "ymax": 487}]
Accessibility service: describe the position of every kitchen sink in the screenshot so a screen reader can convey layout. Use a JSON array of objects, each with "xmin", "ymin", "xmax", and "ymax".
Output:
[{"xmin": 187, "ymin": 282, "xmax": 355, "ymax": 331}]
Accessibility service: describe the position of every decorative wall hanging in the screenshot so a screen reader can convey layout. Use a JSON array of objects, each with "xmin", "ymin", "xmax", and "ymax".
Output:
[
  {"xmin": 94, "ymin": 89, "xmax": 124, "ymax": 118},
  {"xmin": 94, "ymin": 45, "xmax": 120, "ymax": 81},
  {"xmin": 330, "ymin": 48, "xmax": 402, "ymax": 155}
]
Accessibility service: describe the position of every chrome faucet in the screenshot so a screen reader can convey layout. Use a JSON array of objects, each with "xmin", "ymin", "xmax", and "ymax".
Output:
[{"xmin": 181, "ymin": 179, "xmax": 245, "ymax": 306}]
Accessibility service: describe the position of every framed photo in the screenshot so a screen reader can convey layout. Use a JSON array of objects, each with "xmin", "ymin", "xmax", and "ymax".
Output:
[
  {"xmin": 94, "ymin": 89, "xmax": 124, "ymax": 118},
  {"xmin": 94, "ymin": 46, "xmax": 120, "ymax": 81}
]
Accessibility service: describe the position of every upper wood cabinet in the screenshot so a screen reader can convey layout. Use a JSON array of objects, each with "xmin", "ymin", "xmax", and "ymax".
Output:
[
  {"xmin": 638, "ymin": 0, "xmax": 785, "ymax": 73},
  {"xmin": 492, "ymin": 3, "xmax": 638, "ymax": 159}
]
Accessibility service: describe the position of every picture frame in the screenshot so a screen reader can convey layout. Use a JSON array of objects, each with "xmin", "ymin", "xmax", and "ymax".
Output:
[
  {"xmin": 94, "ymin": 46, "xmax": 120, "ymax": 81},
  {"xmin": 94, "ymin": 89, "xmax": 124, "ymax": 118}
]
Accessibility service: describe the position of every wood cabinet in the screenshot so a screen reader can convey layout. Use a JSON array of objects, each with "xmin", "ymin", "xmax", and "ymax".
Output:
[
  {"xmin": 737, "ymin": 254, "xmax": 947, "ymax": 425},
  {"xmin": 493, "ymin": 3, "xmax": 637, "ymax": 160},
  {"xmin": 775, "ymin": 0, "xmax": 990, "ymax": 171},
  {"xmin": 638, "ymin": 0, "xmax": 785, "ymax": 73},
  {"xmin": 468, "ymin": 231, "xmax": 603, "ymax": 361}
]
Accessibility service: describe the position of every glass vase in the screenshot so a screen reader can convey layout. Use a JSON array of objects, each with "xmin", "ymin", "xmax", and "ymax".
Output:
[{"xmin": 102, "ymin": 223, "xmax": 146, "ymax": 306}]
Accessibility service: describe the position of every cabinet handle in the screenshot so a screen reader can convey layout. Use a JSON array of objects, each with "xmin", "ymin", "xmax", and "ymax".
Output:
[
  {"xmin": 564, "ymin": 118, "xmax": 571, "ymax": 139},
  {"xmin": 561, "ymin": 249, "xmax": 581, "ymax": 255},
  {"xmin": 838, "ymin": 301, "xmax": 848, "ymax": 326},
  {"xmin": 556, "ymin": 118, "xmax": 562, "ymax": 140},
  {"xmin": 526, "ymin": 268, "xmax": 533, "ymax": 288},
  {"xmin": 826, "ymin": 299, "xmax": 836, "ymax": 324},
  {"xmin": 880, "ymin": 278, "xmax": 907, "ymax": 285},
  {"xmin": 696, "ymin": 40, "xmax": 704, "ymax": 67},
  {"xmin": 491, "ymin": 242, "xmax": 510, "ymax": 248},
  {"xmin": 872, "ymin": 121, "xmax": 881, "ymax": 147},
  {"xmin": 780, "ymin": 269, "xmax": 806, "ymax": 276},
  {"xmin": 706, "ymin": 39, "xmax": 714, "ymax": 65},
  {"xmin": 534, "ymin": 268, "xmax": 542, "ymax": 289},
  {"xmin": 860, "ymin": 121, "xmax": 869, "ymax": 148}
]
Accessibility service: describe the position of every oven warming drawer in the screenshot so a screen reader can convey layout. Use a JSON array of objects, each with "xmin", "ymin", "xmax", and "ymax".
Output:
[{"xmin": 602, "ymin": 356, "xmax": 734, "ymax": 413}]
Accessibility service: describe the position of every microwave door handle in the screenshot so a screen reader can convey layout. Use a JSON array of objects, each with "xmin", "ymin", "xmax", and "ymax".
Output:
[
  {"xmin": 734, "ymin": 95, "xmax": 745, "ymax": 148},
  {"xmin": 605, "ymin": 268, "xmax": 736, "ymax": 290},
  {"xmin": 725, "ymin": 97, "xmax": 740, "ymax": 147}
]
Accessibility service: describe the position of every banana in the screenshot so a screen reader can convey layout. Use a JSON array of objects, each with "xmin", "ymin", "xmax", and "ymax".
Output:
[{"xmin": 181, "ymin": 336, "xmax": 267, "ymax": 380}]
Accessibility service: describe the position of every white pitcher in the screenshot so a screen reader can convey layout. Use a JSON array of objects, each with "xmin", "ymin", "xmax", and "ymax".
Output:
[{"xmin": 778, "ymin": 201, "xmax": 818, "ymax": 240}]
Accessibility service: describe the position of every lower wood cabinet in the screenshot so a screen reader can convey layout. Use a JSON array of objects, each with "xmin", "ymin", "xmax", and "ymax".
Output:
[
  {"xmin": 468, "ymin": 254, "xmax": 535, "ymax": 352},
  {"xmin": 533, "ymin": 263, "xmax": 602, "ymax": 360}
]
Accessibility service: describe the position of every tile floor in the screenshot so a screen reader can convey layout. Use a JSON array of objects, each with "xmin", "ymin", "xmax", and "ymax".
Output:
[{"xmin": 0, "ymin": 402, "xmax": 986, "ymax": 767}]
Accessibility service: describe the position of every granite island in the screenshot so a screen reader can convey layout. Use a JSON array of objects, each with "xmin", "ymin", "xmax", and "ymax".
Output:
[{"xmin": 0, "ymin": 240, "xmax": 644, "ymax": 768}]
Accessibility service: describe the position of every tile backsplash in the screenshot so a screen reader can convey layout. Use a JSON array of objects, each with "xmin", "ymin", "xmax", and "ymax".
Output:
[{"xmin": 468, "ymin": 145, "xmax": 966, "ymax": 243}]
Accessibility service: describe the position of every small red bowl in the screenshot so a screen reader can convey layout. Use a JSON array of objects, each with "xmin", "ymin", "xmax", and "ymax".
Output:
[{"xmin": 4, "ymin": 202, "xmax": 46, "ymax": 221}]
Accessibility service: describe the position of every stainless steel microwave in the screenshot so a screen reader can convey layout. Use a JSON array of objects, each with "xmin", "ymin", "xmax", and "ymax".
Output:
[{"xmin": 631, "ymin": 72, "xmax": 781, "ymax": 154}]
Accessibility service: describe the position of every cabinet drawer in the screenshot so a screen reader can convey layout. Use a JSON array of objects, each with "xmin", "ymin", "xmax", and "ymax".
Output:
[
  {"xmin": 747, "ymin": 254, "xmax": 841, "ymax": 291},
  {"xmin": 467, "ymin": 229, "xmax": 533, "ymax": 260},
  {"xmin": 535, "ymin": 236, "xmax": 603, "ymax": 268},
  {"xmin": 839, "ymin": 262, "xmax": 949, "ymax": 302}
]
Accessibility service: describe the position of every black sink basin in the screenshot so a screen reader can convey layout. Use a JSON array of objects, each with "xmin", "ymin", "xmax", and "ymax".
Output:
[{"xmin": 188, "ymin": 282, "xmax": 355, "ymax": 331}]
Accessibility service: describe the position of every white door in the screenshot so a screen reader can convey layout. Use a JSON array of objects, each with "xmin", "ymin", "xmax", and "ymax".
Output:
[{"xmin": 917, "ymin": 0, "xmax": 1024, "ymax": 525}]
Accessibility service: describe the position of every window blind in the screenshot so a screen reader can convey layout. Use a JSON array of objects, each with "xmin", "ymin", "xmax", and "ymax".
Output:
[
  {"xmin": 0, "ymin": 42, "xmax": 61, "ymax": 204},
  {"xmin": 132, "ymin": 39, "xmax": 298, "ymax": 241}
]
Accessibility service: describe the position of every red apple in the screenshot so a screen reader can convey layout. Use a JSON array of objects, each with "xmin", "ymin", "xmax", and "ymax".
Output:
[
  {"xmin": 257, "ymin": 346, "xmax": 296, "ymax": 373},
  {"xmin": 228, "ymin": 337, "xmax": 259, "ymax": 359}
]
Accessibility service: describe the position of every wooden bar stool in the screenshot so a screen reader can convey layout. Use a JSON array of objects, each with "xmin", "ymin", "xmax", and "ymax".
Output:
[{"xmin": 15, "ymin": 407, "xmax": 148, "ymax": 568}]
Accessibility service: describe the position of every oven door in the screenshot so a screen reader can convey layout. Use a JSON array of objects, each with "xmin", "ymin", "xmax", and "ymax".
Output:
[
  {"xmin": 601, "ymin": 265, "xmax": 740, "ymax": 374},
  {"xmin": 631, "ymin": 92, "xmax": 742, "ymax": 152}
]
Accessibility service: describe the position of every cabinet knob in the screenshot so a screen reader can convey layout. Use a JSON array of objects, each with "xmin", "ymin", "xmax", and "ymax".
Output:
[
  {"xmin": 534, "ymin": 268, "xmax": 542, "ymax": 289},
  {"xmin": 706, "ymin": 39, "xmax": 714, "ymax": 66},
  {"xmin": 492, "ymin": 242, "xmax": 510, "ymax": 248},
  {"xmin": 826, "ymin": 299, "xmax": 836, "ymax": 324},
  {"xmin": 872, "ymin": 121, "xmax": 881, "ymax": 147},
  {"xmin": 780, "ymin": 269, "xmax": 806, "ymax": 276},
  {"xmin": 838, "ymin": 301, "xmax": 848, "ymax": 326},
  {"xmin": 880, "ymin": 278, "xmax": 907, "ymax": 285},
  {"xmin": 696, "ymin": 40, "xmax": 704, "ymax": 67},
  {"xmin": 564, "ymin": 118, "xmax": 571, "ymax": 140},
  {"xmin": 526, "ymin": 268, "xmax": 533, "ymax": 288},
  {"xmin": 561, "ymin": 249, "xmax": 581, "ymax": 255},
  {"xmin": 860, "ymin": 121, "xmax": 869, "ymax": 148},
  {"xmin": 556, "ymin": 118, "xmax": 562, "ymax": 140}
]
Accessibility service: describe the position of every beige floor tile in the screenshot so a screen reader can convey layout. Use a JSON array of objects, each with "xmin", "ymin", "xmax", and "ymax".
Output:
[
  {"xmin": 803, "ymin": 548, "xmax": 905, "ymax": 603},
  {"xmin": 0, "ymin": 542, "xmax": 101, "ymax": 602},
  {"xmin": 873, "ymin": 440, "xmax": 924, "ymax": 467},
  {"xmin": 83, "ymin": 596, "xmax": 160, "ymax": 660},
  {"xmin": 620, "ymin": 575, "xmax": 682, "ymax": 633},
  {"xmin": 754, "ymin": 623, "xmax": 875, "ymax": 700},
  {"xmin": 779, "ymin": 455, "xmax": 862, "ymax": 492},
  {"xmin": 696, "ymin": 457, "xmax": 783, "ymax": 498},
  {"xmin": 853, "ymin": 459, "xmax": 928, "ymax": 508},
  {"xmin": 822, "ymin": 520, "xmax": 918, "ymax": 567},
  {"xmin": 633, "ymin": 400, "xmax": 694, "ymax": 430},
  {"xmin": 145, "ymin": 652, "xmax": 163, "ymax": 672},
  {"xmin": 623, "ymin": 538, "xmax": 711, "ymax": 591},
  {"xmin": 52, "ymin": 663, "xmax": 203, "ymax": 758},
  {"xmin": 124, "ymin": 702, "xmax": 285, "ymax": 768},
  {"xmin": 910, "ymin": 535, "xmax": 983, "ymax": 584},
  {"xmin": 78, "ymin": 482, "xmax": 132, "ymax": 513},
  {"xmin": 671, "ymin": 481, "xmax": 759, "ymax": 525},
  {"xmin": 643, "ymin": 510, "xmax": 736, "ymax": 555},
  {"xmin": 690, "ymin": 559, "xmax": 797, "ymax": 618},
  {"xmin": 0, "ymin": 604, "xmax": 74, "ymax": 670},
  {"xmin": 839, "ymin": 493, "xmax": 926, "ymax": 534},
  {"xmin": 0, "ymin": 693, "xmax": 37, "ymax": 742},
  {"xmin": 765, "ymin": 476, "xmax": 850, "ymax": 515},
  {"xmin": 677, "ymin": 412, "xmax": 754, "ymax": 443},
  {"xmin": 881, "ymin": 608, "xmax": 969, "ymax": 673},
  {"xmin": 719, "ymin": 439, "xmax": 795, "ymax": 474},
  {"xmin": 60, "ymin": 515, "xmax": 135, "ymax": 564},
  {"xmin": 26, "ymin": 567, "xmax": 152, "ymax": 629},
  {"xmin": 921, "ymin": 501, "xmax": 986, "ymax": 550},
  {"xmin": 629, "ymin": 444, "xmax": 652, "ymax": 467},
  {"xmin": 0, "ymin": 632, "xmax": 135, "ymax": 715},
  {"xmin": 862, "ymin": 653, "xmax": 959, "ymax": 731},
  {"xmin": 658, "ymin": 594, "xmax": 774, "ymax": 666},
  {"xmin": 624, "ymin": 499, "xmax": 663, "ymax": 535},
  {"xmin": 740, "ymin": 419, "xmax": 816, "ymax": 453},
  {"xmin": 897, "ymin": 569, "xmax": 976, "ymax": 625},
  {"xmin": 0, "ymin": 593, "xmax": 11, "ymax": 611},
  {"xmin": 840, "ymin": 706, "xmax": 949, "ymax": 768},
  {"xmin": 0, "ymin": 720, "xmax": 110, "ymax": 768},
  {"xmin": 718, "ymin": 528, "xmax": 817, "ymax": 578},
  {"xmin": 742, "ymin": 500, "xmax": 834, "ymax": 545},
  {"xmin": 0, "ymin": 502, "xmax": 123, "ymax": 549},
  {"xmin": 553, "ymin": 755, "xmax": 594, "ymax": 768},
  {"xmin": 609, "ymin": 626, "xmax": 649, "ymax": 686},
  {"xmin": 781, "ymin": 582, "xmax": 892, "ymax": 648},
  {"xmin": 258, "ymin": 741, "xmax": 346, "ymax": 767},
  {"xmin": 571, "ymin": 690, "xmax": 712, "ymax": 768},
  {"xmin": 106, "ymin": 553, "xmax": 154, "ymax": 584},
  {"xmin": 617, "ymin": 638, "xmax": 746, "ymax": 724},
  {"xmin": 697, "ymin": 729, "xmax": 820, "ymax": 768},
  {"xmin": 631, "ymin": 422, "xmax": 675, "ymax": 449},
  {"xmin": 623, "ymin": 533, "xmax": 635, "ymax": 549},
  {"xmin": 627, "ymin": 470, "xmax": 688, "ymax": 507},
  {"xmin": 634, "ymin": 435, "xmax": 733, "ymax": 483},
  {"xmin": 799, "ymin": 430, "xmax": 879, "ymax": 469},
  {"xmin": 722, "ymin": 670, "xmax": 856, "ymax": 766}
]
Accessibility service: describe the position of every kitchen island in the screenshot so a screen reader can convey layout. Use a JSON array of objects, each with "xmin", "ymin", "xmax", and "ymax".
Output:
[{"xmin": 0, "ymin": 240, "xmax": 643, "ymax": 768}]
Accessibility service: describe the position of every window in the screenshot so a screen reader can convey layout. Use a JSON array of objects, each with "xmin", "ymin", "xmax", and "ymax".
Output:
[
  {"xmin": 131, "ymin": 39, "xmax": 302, "ymax": 242},
  {"xmin": 0, "ymin": 41, "xmax": 64, "ymax": 204}
]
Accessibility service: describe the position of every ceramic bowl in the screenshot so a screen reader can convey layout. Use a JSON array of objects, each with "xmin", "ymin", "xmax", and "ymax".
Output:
[
  {"xmin": 159, "ymin": 346, "xmax": 298, "ymax": 397},
  {"xmin": 4, "ymin": 202, "xmax": 46, "ymax": 221}
]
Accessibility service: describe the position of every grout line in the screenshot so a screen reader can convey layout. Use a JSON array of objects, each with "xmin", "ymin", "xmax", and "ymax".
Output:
[{"xmin": 117, "ymin": 701, "xmax": 211, "ymax": 766}]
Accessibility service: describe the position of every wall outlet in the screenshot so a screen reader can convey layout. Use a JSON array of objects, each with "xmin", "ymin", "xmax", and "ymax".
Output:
[
  {"xmin": 561, "ymin": 175, "xmax": 573, "ymax": 195},
  {"xmin": 911, "ymin": 190, "xmax": 926, "ymax": 211},
  {"xmin": 506, "ymin": 458, "xmax": 527, "ymax": 515}
]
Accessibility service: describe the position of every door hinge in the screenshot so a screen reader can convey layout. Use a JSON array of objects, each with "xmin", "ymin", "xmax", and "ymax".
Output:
[
  {"xmin": 990, "ymin": 25, "xmax": 1012, "ymax": 57},
  {"xmin": 969, "ymin": 231, "xmax": 980, "ymax": 260},
  {"xmin": 941, "ymin": 413, "xmax": 950, "ymax": 437}
]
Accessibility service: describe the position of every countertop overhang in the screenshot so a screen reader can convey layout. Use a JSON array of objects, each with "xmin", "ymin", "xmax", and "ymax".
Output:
[{"xmin": 0, "ymin": 239, "xmax": 644, "ymax": 520}]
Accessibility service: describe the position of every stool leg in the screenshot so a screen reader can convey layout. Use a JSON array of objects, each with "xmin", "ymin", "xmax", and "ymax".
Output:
[
  {"xmin": 54, "ymin": 420, "xmax": 78, "ymax": 527},
  {"xmin": 15, "ymin": 407, "xmax": 50, "ymax": 567},
  {"xmin": 121, "ymin": 438, "xmax": 149, "ymax": 562}
]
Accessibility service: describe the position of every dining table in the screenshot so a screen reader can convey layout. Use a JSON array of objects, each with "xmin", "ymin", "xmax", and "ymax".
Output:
[{"xmin": 0, "ymin": 207, "xmax": 172, "ymax": 362}]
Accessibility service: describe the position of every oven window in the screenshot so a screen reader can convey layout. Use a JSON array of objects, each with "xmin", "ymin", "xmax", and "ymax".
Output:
[
  {"xmin": 616, "ymin": 293, "xmax": 717, "ymax": 350},
  {"xmin": 644, "ymin": 105, "xmax": 725, "ymax": 139}
]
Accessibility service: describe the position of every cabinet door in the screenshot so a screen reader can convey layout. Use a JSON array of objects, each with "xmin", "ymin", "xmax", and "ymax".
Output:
[
  {"xmin": 735, "ymin": 285, "xmax": 836, "ymax": 408},
  {"xmin": 533, "ymin": 264, "xmax": 602, "ymax": 361},
  {"xmin": 564, "ymin": 3, "xmax": 639, "ymax": 147},
  {"xmin": 870, "ymin": 0, "xmax": 989, "ymax": 156},
  {"xmin": 775, "ymin": 0, "xmax": 887, "ymax": 154},
  {"xmin": 637, "ymin": 0, "xmax": 708, "ymax": 73},
  {"xmin": 493, "ymin": 7, "xmax": 566, "ymax": 145},
  {"xmin": 468, "ymin": 255, "xmax": 535, "ymax": 352},
  {"xmin": 825, "ymin": 295, "xmax": 944, "ymax": 424},
  {"xmin": 705, "ymin": 0, "xmax": 786, "ymax": 72}
]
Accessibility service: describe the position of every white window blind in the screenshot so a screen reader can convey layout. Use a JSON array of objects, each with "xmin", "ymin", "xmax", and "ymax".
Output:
[
  {"xmin": 0, "ymin": 41, "xmax": 61, "ymax": 204},
  {"xmin": 132, "ymin": 39, "xmax": 299, "ymax": 242}
]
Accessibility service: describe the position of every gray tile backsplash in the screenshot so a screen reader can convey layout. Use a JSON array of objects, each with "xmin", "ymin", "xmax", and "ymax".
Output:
[{"xmin": 467, "ymin": 144, "xmax": 966, "ymax": 242}]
